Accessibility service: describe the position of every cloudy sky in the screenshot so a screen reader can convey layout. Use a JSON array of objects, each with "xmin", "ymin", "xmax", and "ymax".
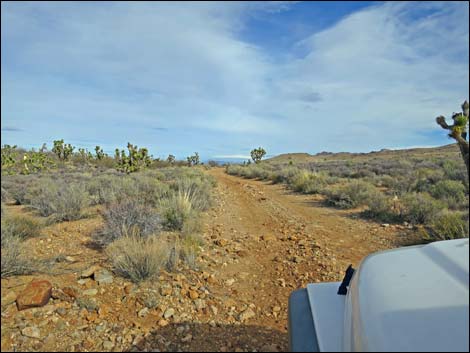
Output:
[{"xmin": 1, "ymin": 1, "xmax": 469, "ymax": 160}]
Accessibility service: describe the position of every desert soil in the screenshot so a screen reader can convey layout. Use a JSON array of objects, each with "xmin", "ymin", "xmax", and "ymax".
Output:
[{"xmin": 1, "ymin": 168, "xmax": 417, "ymax": 352}]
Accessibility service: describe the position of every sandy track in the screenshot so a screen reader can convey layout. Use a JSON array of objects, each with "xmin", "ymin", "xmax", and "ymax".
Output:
[{"xmin": 201, "ymin": 168, "xmax": 410, "ymax": 350}]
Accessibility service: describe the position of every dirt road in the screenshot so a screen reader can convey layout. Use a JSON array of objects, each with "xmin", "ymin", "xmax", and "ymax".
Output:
[{"xmin": 196, "ymin": 168, "xmax": 410, "ymax": 351}]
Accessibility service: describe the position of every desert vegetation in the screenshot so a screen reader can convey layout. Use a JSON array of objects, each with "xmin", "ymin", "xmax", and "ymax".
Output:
[
  {"xmin": 1, "ymin": 140, "xmax": 215, "ymax": 282},
  {"xmin": 227, "ymin": 143, "xmax": 469, "ymax": 241}
]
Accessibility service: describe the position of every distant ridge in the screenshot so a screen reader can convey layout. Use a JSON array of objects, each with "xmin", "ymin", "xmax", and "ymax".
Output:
[{"xmin": 265, "ymin": 144, "xmax": 459, "ymax": 164}]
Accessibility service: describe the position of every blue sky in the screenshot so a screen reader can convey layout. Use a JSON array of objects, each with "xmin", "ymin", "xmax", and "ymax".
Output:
[{"xmin": 1, "ymin": 1, "xmax": 469, "ymax": 160}]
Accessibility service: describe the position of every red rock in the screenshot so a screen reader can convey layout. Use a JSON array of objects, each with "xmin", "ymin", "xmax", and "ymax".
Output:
[{"xmin": 16, "ymin": 280, "xmax": 52, "ymax": 311}]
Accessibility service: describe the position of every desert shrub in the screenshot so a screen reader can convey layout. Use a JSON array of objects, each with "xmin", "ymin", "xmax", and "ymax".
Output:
[
  {"xmin": 429, "ymin": 180, "xmax": 467, "ymax": 209},
  {"xmin": 290, "ymin": 171, "xmax": 327, "ymax": 194},
  {"xmin": 29, "ymin": 180, "xmax": 90, "ymax": 221},
  {"xmin": 133, "ymin": 176, "xmax": 171, "ymax": 207},
  {"xmin": 427, "ymin": 211, "xmax": 469, "ymax": 241},
  {"xmin": 226, "ymin": 165, "xmax": 244, "ymax": 176},
  {"xmin": 180, "ymin": 234, "xmax": 203, "ymax": 269},
  {"xmin": 401, "ymin": 192, "xmax": 444, "ymax": 224},
  {"xmin": 1, "ymin": 230, "xmax": 35, "ymax": 278},
  {"xmin": 270, "ymin": 166, "xmax": 301, "ymax": 184},
  {"xmin": 441, "ymin": 159, "xmax": 468, "ymax": 182},
  {"xmin": 1, "ymin": 215, "xmax": 43, "ymax": 240},
  {"xmin": 99, "ymin": 199, "xmax": 162, "ymax": 245},
  {"xmin": 159, "ymin": 192, "xmax": 194, "ymax": 231},
  {"xmin": 1, "ymin": 187, "xmax": 8, "ymax": 202},
  {"xmin": 324, "ymin": 181, "xmax": 377, "ymax": 209},
  {"xmin": 2, "ymin": 175, "xmax": 38, "ymax": 205},
  {"xmin": 106, "ymin": 233, "xmax": 169, "ymax": 283},
  {"xmin": 363, "ymin": 191, "xmax": 396, "ymax": 222},
  {"xmin": 171, "ymin": 177, "xmax": 212, "ymax": 212}
]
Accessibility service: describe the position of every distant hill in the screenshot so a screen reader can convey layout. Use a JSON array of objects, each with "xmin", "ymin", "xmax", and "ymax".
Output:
[{"xmin": 265, "ymin": 144, "xmax": 460, "ymax": 165}]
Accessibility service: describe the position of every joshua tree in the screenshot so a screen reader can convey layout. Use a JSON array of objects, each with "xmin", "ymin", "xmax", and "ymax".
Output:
[
  {"xmin": 250, "ymin": 147, "xmax": 266, "ymax": 164},
  {"xmin": 167, "ymin": 154, "xmax": 176, "ymax": 164},
  {"xmin": 436, "ymin": 100, "xmax": 469, "ymax": 176}
]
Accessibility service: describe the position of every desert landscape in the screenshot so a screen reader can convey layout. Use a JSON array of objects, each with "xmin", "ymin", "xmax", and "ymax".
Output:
[
  {"xmin": 2, "ymin": 2, "xmax": 469, "ymax": 352},
  {"xmin": 1, "ymin": 140, "xmax": 468, "ymax": 352}
]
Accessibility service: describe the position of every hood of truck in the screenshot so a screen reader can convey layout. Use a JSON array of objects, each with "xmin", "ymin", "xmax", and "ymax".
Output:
[{"xmin": 343, "ymin": 238, "xmax": 469, "ymax": 352}]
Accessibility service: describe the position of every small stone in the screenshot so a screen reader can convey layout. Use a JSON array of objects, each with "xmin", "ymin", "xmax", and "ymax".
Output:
[
  {"xmin": 188, "ymin": 290, "xmax": 199, "ymax": 300},
  {"xmin": 381, "ymin": 223, "xmax": 390, "ymax": 228},
  {"xmin": 81, "ymin": 265, "xmax": 100, "ymax": 278},
  {"xmin": 103, "ymin": 341, "xmax": 114, "ymax": 350},
  {"xmin": 21, "ymin": 326, "xmax": 41, "ymax": 339},
  {"xmin": 194, "ymin": 299, "xmax": 206, "ymax": 311},
  {"xmin": 225, "ymin": 279, "xmax": 235, "ymax": 286},
  {"xmin": 1, "ymin": 291, "xmax": 17, "ymax": 306},
  {"xmin": 181, "ymin": 334, "xmax": 192, "ymax": 343},
  {"xmin": 273, "ymin": 306, "xmax": 281, "ymax": 313},
  {"xmin": 138, "ymin": 307, "xmax": 149, "ymax": 318},
  {"xmin": 56, "ymin": 307, "xmax": 67, "ymax": 316},
  {"xmin": 82, "ymin": 289, "xmax": 98, "ymax": 296},
  {"xmin": 163, "ymin": 308, "xmax": 175, "ymax": 319},
  {"xmin": 261, "ymin": 234, "xmax": 275, "ymax": 241},
  {"xmin": 65, "ymin": 256, "xmax": 76, "ymax": 262},
  {"xmin": 124, "ymin": 284, "xmax": 134, "ymax": 295},
  {"xmin": 95, "ymin": 323, "xmax": 106, "ymax": 332},
  {"xmin": 238, "ymin": 308, "xmax": 255, "ymax": 322},
  {"xmin": 94, "ymin": 269, "xmax": 113, "ymax": 285},
  {"xmin": 160, "ymin": 286, "xmax": 172, "ymax": 297},
  {"xmin": 260, "ymin": 344, "xmax": 278, "ymax": 352},
  {"xmin": 214, "ymin": 239, "xmax": 228, "ymax": 247},
  {"xmin": 16, "ymin": 280, "xmax": 52, "ymax": 311},
  {"xmin": 77, "ymin": 278, "xmax": 91, "ymax": 286},
  {"xmin": 158, "ymin": 319, "xmax": 169, "ymax": 327}
]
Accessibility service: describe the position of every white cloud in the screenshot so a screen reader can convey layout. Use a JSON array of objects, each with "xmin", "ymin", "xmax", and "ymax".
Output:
[{"xmin": 1, "ymin": 1, "xmax": 468, "ymax": 156}]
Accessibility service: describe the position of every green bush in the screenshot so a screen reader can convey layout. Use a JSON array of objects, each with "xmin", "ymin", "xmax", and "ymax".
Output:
[
  {"xmin": 325, "ymin": 181, "xmax": 378, "ymax": 209},
  {"xmin": 401, "ymin": 192, "xmax": 445, "ymax": 224},
  {"xmin": 290, "ymin": 171, "xmax": 327, "ymax": 194},
  {"xmin": 363, "ymin": 191, "xmax": 396, "ymax": 222},
  {"xmin": 270, "ymin": 166, "xmax": 301, "ymax": 184},
  {"xmin": 427, "ymin": 211, "xmax": 469, "ymax": 241},
  {"xmin": 429, "ymin": 180, "xmax": 467, "ymax": 209}
]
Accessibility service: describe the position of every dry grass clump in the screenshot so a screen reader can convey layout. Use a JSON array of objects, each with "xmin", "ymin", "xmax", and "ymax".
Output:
[
  {"xmin": 1, "ymin": 215, "xmax": 43, "ymax": 240},
  {"xmin": 427, "ymin": 211, "xmax": 469, "ymax": 241},
  {"xmin": 1, "ymin": 226, "xmax": 35, "ymax": 278},
  {"xmin": 105, "ymin": 232, "xmax": 170, "ymax": 283},
  {"xmin": 98, "ymin": 199, "xmax": 162, "ymax": 245},
  {"xmin": 28, "ymin": 179, "xmax": 90, "ymax": 221}
]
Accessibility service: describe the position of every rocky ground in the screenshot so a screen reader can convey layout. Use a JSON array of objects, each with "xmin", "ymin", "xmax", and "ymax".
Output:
[{"xmin": 1, "ymin": 168, "xmax": 420, "ymax": 352}]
